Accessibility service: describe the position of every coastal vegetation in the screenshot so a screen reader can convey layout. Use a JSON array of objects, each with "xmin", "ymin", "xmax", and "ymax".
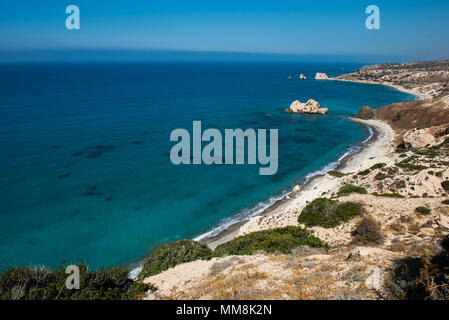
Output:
[
  {"xmin": 371, "ymin": 163, "xmax": 386, "ymax": 170},
  {"xmin": 0, "ymin": 264, "xmax": 154, "ymax": 300},
  {"xmin": 139, "ymin": 240, "xmax": 212, "ymax": 279},
  {"xmin": 442, "ymin": 181, "xmax": 449, "ymax": 192},
  {"xmin": 298, "ymin": 198, "xmax": 363, "ymax": 228},
  {"xmin": 213, "ymin": 226, "xmax": 329, "ymax": 257},
  {"xmin": 327, "ymin": 170, "xmax": 345, "ymax": 178},
  {"xmin": 386, "ymin": 235, "xmax": 449, "ymax": 300},
  {"xmin": 415, "ymin": 206, "xmax": 431, "ymax": 215},
  {"xmin": 372, "ymin": 192, "xmax": 405, "ymax": 198},
  {"xmin": 351, "ymin": 215, "xmax": 384, "ymax": 244},
  {"xmin": 337, "ymin": 184, "xmax": 368, "ymax": 196}
]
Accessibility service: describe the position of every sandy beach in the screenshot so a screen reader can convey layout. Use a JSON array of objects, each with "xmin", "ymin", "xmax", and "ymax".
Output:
[{"xmin": 204, "ymin": 118, "xmax": 395, "ymax": 249}]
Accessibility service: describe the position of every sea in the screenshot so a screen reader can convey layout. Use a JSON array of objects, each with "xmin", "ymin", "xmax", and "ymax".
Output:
[{"xmin": 0, "ymin": 61, "xmax": 416, "ymax": 270}]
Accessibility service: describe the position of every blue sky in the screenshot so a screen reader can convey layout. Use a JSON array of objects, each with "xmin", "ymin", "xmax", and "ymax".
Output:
[{"xmin": 0, "ymin": 0, "xmax": 448, "ymax": 62}]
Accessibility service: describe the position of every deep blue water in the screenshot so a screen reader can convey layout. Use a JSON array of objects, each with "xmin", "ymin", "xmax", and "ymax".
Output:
[{"xmin": 0, "ymin": 62, "xmax": 415, "ymax": 270}]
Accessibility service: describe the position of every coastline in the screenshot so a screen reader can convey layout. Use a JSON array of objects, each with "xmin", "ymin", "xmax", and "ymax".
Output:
[
  {"xmin": 328, "ymin": 77, "xmax": 433, "ymax": 100},
  {"xmin": 201, "ymin": 118, "xmax": 393, "ymax": 249}
]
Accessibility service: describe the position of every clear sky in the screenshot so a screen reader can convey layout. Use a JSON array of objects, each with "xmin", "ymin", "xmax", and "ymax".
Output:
[{"xmin": 0, "ymin": 0, "xmax": 448, "ymax": 62}]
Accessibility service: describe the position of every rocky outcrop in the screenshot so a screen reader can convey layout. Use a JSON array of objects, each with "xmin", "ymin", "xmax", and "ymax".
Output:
[
  {"xmin": 354, "ymin": 106, "xmax": 375, "ymax": 120},
  {"xmin": 315, "ymin": 73, "xmax": 329, "ymax": 80},
  {"xmin": 286, "ymin": 99, "xmax": 328, "ymax": 114},
  {"xmin": 300, "ymin": 74, "xmax": 306, "ymax": 80},
  {"xmin": 402, "ymin": 128, "xmax": 437, "ymax": 148}
]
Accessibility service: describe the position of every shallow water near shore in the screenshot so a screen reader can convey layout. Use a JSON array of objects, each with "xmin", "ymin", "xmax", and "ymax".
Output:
[{"xmin": 0, "ymin": 62, "xmax": 415, "ymax": 269}]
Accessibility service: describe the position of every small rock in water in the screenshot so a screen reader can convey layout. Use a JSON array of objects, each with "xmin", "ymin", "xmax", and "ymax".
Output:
[{"xmin": 105, "ymin": 195, "xmax": 112, "ymax": 201}]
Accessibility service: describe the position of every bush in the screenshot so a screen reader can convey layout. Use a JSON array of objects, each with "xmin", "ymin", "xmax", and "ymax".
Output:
[
  {"xmin": 351, "ymin": 215, "xmax": 383, "ymax": 244},
  {"xmin": 395, "ymin": 163, "xmax": 428, "ymax": 171},
  {"xmin": 0, "ymin": 264, "xmax": 154, "ymax": 300},
  {"xmin": 358, "ymin": 169, "xmax": 371, "ymax": 176},
  {"xmin": 442, "ymin": 181, "xmax": 449, "ymax": 192},
  {"xmin": 386, "ymin": 237, "xmax": 449, "ymax": 300},
  {"xmin": 370, "ymin": 163, "xmax": 386, "ymax": 170},
  {"xmin": 374, "ymin": 172, "xmax": 388, "ymax": 181},
  {"xmin": 139, "ymin": 240, "xmax": 212, "ymax": 279},
  {"xmin": 213, "ymin": 226, "xmax": 329, "ymax": 257},
  {"xmin": 327, "ymin": 170, "xmax": 345, "ymax": 178},
  {"xmin": 298, "ymin": 198, "xmax": 363, "ymax": 228},
  {"xmin": 372, "ymin": 192, "xmax": 405, "ymax": 198},
  {"xmin": 442, "ymin": 199, "xmax": 449, "ymax": 205},
  {"xmin": 415, "ymin": 207, "xmax": 431, "ymax": 215},
  {"xmin": 337, "ymin": 184, "xmax": 367, "ymax": 196}
]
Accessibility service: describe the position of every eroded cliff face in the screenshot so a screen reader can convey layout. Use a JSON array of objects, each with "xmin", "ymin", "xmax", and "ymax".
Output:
[{"xmin": 354, "ymin": 96, "xmax": 449, "ymax": 146}]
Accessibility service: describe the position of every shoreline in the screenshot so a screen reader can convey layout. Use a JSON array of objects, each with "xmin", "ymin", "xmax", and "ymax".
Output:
[
  {"xmin": 201, "ymin": 118, "xmax": 390, "ymax": 250},
  {"xmin": 328, "ymin": 77, "xmax": 433, "ymax": 101}
]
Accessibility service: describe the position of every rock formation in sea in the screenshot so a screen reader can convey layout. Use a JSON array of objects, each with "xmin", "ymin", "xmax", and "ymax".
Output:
[
  {"xmin": 315, "ymin": 72, "xmax": 329, "ymax": 80},
  {"xmin": 353, "ymin": 106, "xmax": 375, "ymax": 120},
  {"xmin": 299, "ymin": 74, "xmax": 306, "ymax": 80},
  {"xmin": 286, "ymin": 99, "xmax": 328, "ymax": 114}
]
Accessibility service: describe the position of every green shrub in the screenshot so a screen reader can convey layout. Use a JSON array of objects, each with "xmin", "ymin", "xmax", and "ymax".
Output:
[
  {"xmin": 337, "ymin": 184, "xmax": 368, "ymax": 196},
  {"xmin": 351, "ymin": 215, "xmax": 383, "ymax": 244},
  {"xmin": 374, "ymin": 172, "xmax": 388, "ymax": 180},
  {"xmin": 415, "ymin": 207, "xmax": 431, "ymax": 215},
  {"xmin": 442, "ymin": 199, "xmax": 449, "ymax": 205},
  {"xmin": 370, "ymin": 163, "xmax": 386, "ymax": 170},
  {"xmin": 395, "ymin": 148, "xmax": 408, "ymax": 154},
  {"xmin": 139, "ymin": 240, "xmax": 212, "ymax": 279},
  {"xmin": 436, "ymin": 171, "xmax": 443, "ymax": 178},
  {"xmin": 358, "ymin": 169, "xmax": 371, "ymax": 176},
  {"xmin": 442, "ymin": 181, "xmax": 449, "ymax": 192},
  {"xmin": 0, "ymin": 264, "xmax": 154, "ymax": 300},
  {"xmin": 327, "ymin": 170, "xmax": 345, "ymax": 178},
  {"xmin": 397, "ymin": 180, "xmax": 406, "ymax": 189},
  {"xmin": 395, "ymin": 163, "xmax": 428, "ymax": 171},
  {"xmin": 298, "ymin": 198, "xmax": 363, "ymax": 228},
  {"xmin": 213, "ymin": 226, "xmax": 329, "ymax": 257},
  {"xmin": 372, "ymin": 192, "xmax": 405, "ymax": 198}
]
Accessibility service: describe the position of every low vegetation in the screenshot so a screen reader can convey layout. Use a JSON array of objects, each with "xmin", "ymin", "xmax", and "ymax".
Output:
[
  {"xmin": 213, "ymin": 226, "xmax": 329, "ymax": 257},
  {"xmin": 358, "ymin": 169, "xmax": 371, "ymax": 176},
  {"xmin": 442, "ymin": 181, "xmax": 449, "ymax": 192},
  {"xmin": 442, "ymin": 199, "xmax": 449, "ymax": 205},
  {"xmin": 370, "ymin": 163, "xmax": 387, "ymax": 170},
  {"xmin": 386, "ymin": 235, "xmax": 449, "ymax": 300},
  {"xmin": 327, "ymin": 170, "xmax": 345, "ymax": 178},
  {"xmin": 351, "ymin": 215, "xmax": 383, "ymax": 244},
  {"xmin": 0, "ymin": 264, "xmax": 154, "ymax": 300},
  {"xmin": 372, "ymin": 192, "xmax": 405, "ymax": 198},
  {"xmin": 337, "ymin": 184, "xmax": 368, "ymax": 196},
  {"xmin": 395, "ymin": 162, "xmax": 428, "ymax": 171},
  {"xmin": 415, "ymin": 206, "xmax": 431, "ymax": 215},
  {"xmin": 139, "ymin": 240, "xmax": 212, "ymax": 279},
  {"xmin": 298, "ymin": 198, "xmax": 363, "ymax": 228}
]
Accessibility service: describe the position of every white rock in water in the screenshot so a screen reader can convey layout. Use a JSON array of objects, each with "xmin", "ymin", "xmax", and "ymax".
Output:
[
  {"xmin": 299, "ymin": 74, "xmax": 306, "ymax": 80},
  {"xmin": 288, "ymin": 99, "xmax": 328, "ymax": 114},
  {"xmin": 292, "ymin": 185, "xmax": 300, "ymax": 192},
  {"xmin": 315, "ymin": 72, "xmax": 329, "ymax": 80}
]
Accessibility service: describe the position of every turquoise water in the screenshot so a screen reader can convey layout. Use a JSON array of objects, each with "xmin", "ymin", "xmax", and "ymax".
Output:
[{"xmin": 0, "ymin": 62, "xmax": 415, "ymax": 269}]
